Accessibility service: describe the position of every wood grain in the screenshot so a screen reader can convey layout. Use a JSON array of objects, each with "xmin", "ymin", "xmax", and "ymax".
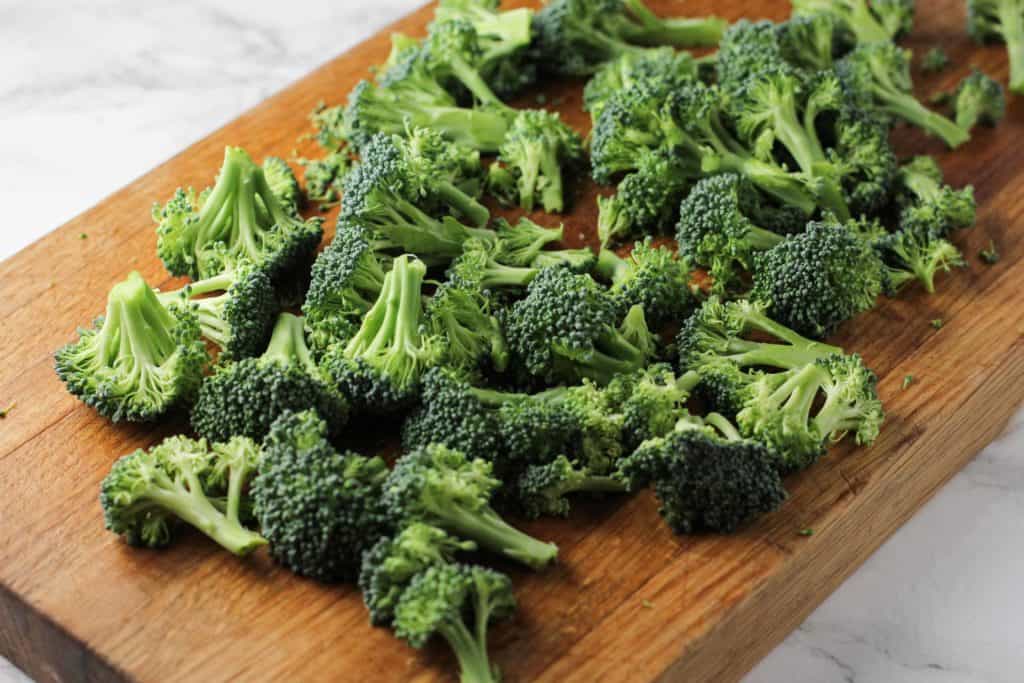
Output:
[{"xmin": 1, "ymin": 1, "xmax": 1022, "ymax": 681}]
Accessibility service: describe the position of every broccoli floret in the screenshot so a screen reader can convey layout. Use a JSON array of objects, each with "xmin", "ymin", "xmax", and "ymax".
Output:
[
  {"xmin": 837, "ymin": 43, "xmax": 969, "ymax": 148},
  {"xmin": 505, "ymin": 266, "xmax": 653, "ymax": 385},
  {"xmin": 310, "ymin": 103, "xmax": 349, "ymax": 150},
  {"xmin": 829, "ymin": 107, "xmax": 898, "ymax": 218},
  {"xmin": 921, "ymin": 47, "xmax": 950, "ymax": 73},
  {"xmin": 607, "ymin": 365, "xmax": 701, "ymax": 450},
  {"xmin": 262, "ymin": 156, "xmax": 302, "ymax": 216},
  {"xmin": 776, "ymin": 14, "xmax": 837, "ymax": 71},
  {"xmin": 448, "ymin": 237, "xmax": 542, "ymax": 290},
  {"xmin": 791, "ymin": 0, "xmax": 911, "ymax": 45},
  {"xmin": 100, "ymin": 435, "xmax": 266, "ymax": 554},
  {"xmin": 596, "ymin": 240, "xmax": 694, "ymax": 327},
  {"xmin": 492, "ymin": 109, "xmax": 583, "ymax": 212},
  {"xmin": 302, "ymin": 222, "xmax": 391, "ymax": 353},
  {"xmin": 894, "ymin": 156, "xmax": 977, "ymax": 236},
  {"xmin": 384, "ymin": 444, "xmax": 559, "ymax": 569},
  {"xmin": 154, "ymin": 147, "xmax": 323, "ymax": 281},
  {"xmin": 252, "ymin": 410, "xmax": 389, "ymax": 581},
  {"xmin": 420, "ymin": 18, "xmax": 511, "ymax": 108},
  {"xmin": 300, "ymin": 151, "xmax": 354, "ymax": 206},
  {"xmin": 875, "ymin": 224, "xmax": 966, "ymax": 294},
  {"xmin": 394, "ymin": 563, "xmax": 515, "ymax": 683},
  {"xmin": 491, "ymin": 216, "xmax": 563, "ymax": 266},
  {"xmin": 55, "ymin": 271, "xmax": 207, "ymax": 422},
  {"xmin": 321, "ymin": 255, "xmax": 441, "ymax": 414},
  {"xmin": 426, "ymin": 280, "xmax": 509, "ymax": 375},
  {"xmin": 968, "ymin": 0, "xmax": 1024, "ymax": 93},
  {"xmin": 515, "ymin": 455, "xmax": 628, "ymax": 519},
  {"xmin": 677, "ymin": 297, "xmax": 843, "ymax": 374},
  {"xmin": 692, "ymin": 357, "xmax": 760, "ymax": 418},
  {"xmin": 158, "ymin": 259, "xmax": 277, "ymax": 362},
  {"xmin": 751, "ymin": 220, "xmax": 883, "ymax": 338},
  {"xmin": 360, "ymin": 522, "xmax": 476, "ymax": 626},
  {"xmin": 584, "ymin": 48, "xmax": 698, "ymax": 123},
  {"xmin": 954, "ymin": 69, "xmax": 1006, "ymax": 131},
  {"xmin": 191, "ymin": 312, "xmax": 348, "ymax": 442},
  {"xmin": 617, "ymin": 412, "xmax": 787, "ymax": 533},
  {"xmin": 676, "ymin": 174, "xmax": 788, "ymax": 293}
]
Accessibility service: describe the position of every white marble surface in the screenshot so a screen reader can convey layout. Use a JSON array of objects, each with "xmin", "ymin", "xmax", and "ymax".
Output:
[{"xmin": 1, "ymin": 2, "xmax": 1021, "ymax": 682}]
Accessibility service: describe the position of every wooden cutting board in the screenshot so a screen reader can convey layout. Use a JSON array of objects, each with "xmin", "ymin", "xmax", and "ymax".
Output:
[{"xmin": 1, "ymin": 1, "xmax": 1021, "ymax": 681}]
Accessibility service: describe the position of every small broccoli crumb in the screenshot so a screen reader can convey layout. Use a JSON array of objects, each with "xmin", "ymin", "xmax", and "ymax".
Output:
[
  {"xmin": 980, "ymin": 241, "xmax": 1000, "ymax": 265},
  {"xmin": 921, "ymin": 47, "xmax": 949, "ymax": 73},
  {"xmin": 797, "ymin": 528, "xmax": 814, "ymax": 537},
  {"xmin": 79, "ymin": 233, "xmax": 88, "ymax": 240},
  {"xmin": 642, "ymin": 599, "xmax": 654, "ymax": 609},
  {"xmin": 930, "ymin": 319, "xmax": 944, "ymax": 329},
  {"xmin": 902, "ymin": 375, "xmax": 915, "ymax": 390},
  {"xmin": 0, "ymin": 402, "xmax": 15, "ymax": 418}
]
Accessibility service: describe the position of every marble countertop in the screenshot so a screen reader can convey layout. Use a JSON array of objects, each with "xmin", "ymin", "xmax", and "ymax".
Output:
[{"xmin": 1, "ymin": 2, "xmax": 1021, "ymax": 681}]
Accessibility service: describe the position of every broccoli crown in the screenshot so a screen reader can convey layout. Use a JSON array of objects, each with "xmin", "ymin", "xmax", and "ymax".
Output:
[
  {"xmin": 828, "ymin": 107, "xmax": 897, "ymax": 218},
  {"xmin": 875, "ymin": 223, "xmax": 966, "ymax": 294},
  {"xmin": 252, "ymin": 410, "xmax": 390, "ymax": 581},
  {"xmin": 693, "ymin": 358, "xmax": 760, "ymax": 419},
  {"xmin": 584, "ymin": 48, "xmax": 698, "ymax": 121},
  {"xmin": 56, "ymin": 271, "xmax": 207, "ymax": 422},
  {"xmin": 677, "ymin": 297, "xmax": 844, "ymax": 373},
  {"xmin": 791, "ymin": 0, "xmax": 908, "ymax": 45},
  {"xmin": 605, "ymin": 364, "xmax": 700, "ymax": 451},
  {"xmin": 504, "ymin": 266, "xmax": 650, "ymax": 385},
  {"xmin": 495, "ymin": 109, "xmax": 583, "ymax": 213},
  {"xmin": 421, "ymin": 18, "xmax": 502, "ymax": 105},
  {"xmin": 604, "ymin": 239, "xmax": 693, "ymax": 326},
  {"xmin": 262, "ymin": 156, "xmax": 302, "ymax": 217},
  {"xmin": 813, "ymin": 352, "xmax": 885, "ymax": 446},
  {"xmin": 426, "ymin": 279, "xmax": 509, "ymax": 375},
  {"xmin": 154, "ymin": 147, "xmax": 323, "ymax": 281},
  {"xmin": 677, "ymin": 174, "xmax": 788, "ymax": 293},
  {"xmin": 751, "ymin": 220, "xmax": 883, "ymax": 339},
  {"xmin": 383, "ymin": 444, "xmax": 558, "ymax": 569},
  {"xmin": 894, "ymin": 157, "xmax": 977, "ymax": 237},
  {"xmin": 491, "ymin": 217, "xmax": 563, "ymax": 266},
  {"xmin": 359, "ymin": 522, "xmax": 476, "ymax": 626},
  {"xmin": 514, "ymin": 455, "xmax": 627, "ymax": 519},
  {"xmin": 590, "ymin": 76, "xmax": 678, "ymax": 183},
  {"xmin": 191, "ymin": 313, "xmax": 349, "ymax": 442},
  {"xmin": 302, "ymin": 222, "xmax": 391, "ymax": 353},
  {"xmin": 954, "ymin": 69, "xmax": 1006, "ymax": 131},
  {"xmin": 394, "ymin": 563, "xmax": 515, "ymax": 683},
  {"xmin": 617, "ymin": 415, "xmax": 787, "ymax": 533},
  {"xmin": 776, "ymin": 14, "xmax": 837, "ymax": 72},
  {"xmin": 321, "ymin": 255, "xmax": 442, "ymax": 414},
  {"xmin": 100, "ymin": 435, "xmax": 266, "ymax": 554}
]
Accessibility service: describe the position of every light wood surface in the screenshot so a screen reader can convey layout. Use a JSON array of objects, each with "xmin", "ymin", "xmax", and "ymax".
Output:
[{"xmin": 1, "ymin": 1, "xmax": 1021, "ymax": 681}]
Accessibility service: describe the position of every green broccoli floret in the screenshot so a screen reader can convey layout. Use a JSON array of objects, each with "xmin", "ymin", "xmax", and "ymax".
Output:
[
  {"xmin": 616, "ymin": 412, "xmax": 787, "ymax": 533},
  {"xmin": 504, "ymin": 266, "xmax": 653, "ymax": 385},
  {"xmin": 676, "ymin": 174, "xmax": 787, "ymax": 293},
  {"xmin": 321, "ymin": 255, "xmax": 441, "ymax": 414},
  {"xmin": 677, "ymin": 297, "xmax": 843, "ymax": 374},
  {"xmin": 829, "ymin": 107, "xmax": 898, "ymax": 218},
  {"xmin": 360, "ymin": 522, "xmax": 476, "ymax": 626},
  {"xmin": 968, "ymin": 0, "xmax": 1024, "ymax": 93},
  {"xmin": 384, "ymin": 444, "xmax": 558, "ymax": 569},
  {"xmin": 158, "ymin": 259, "xmax": 277, "ymax": 361},
  {"xmin": 310, "ymin": 102, "xmax": 349, "ymax": 150},
  {"xmin": 300, "ymin": 151, "xmax": 354, "ymax": 206},
  {"xmin": 426, "ymin": 280, "xmax": 509, "ymax": 375},
  {"xmin": 921, "ymin": 47, "xmax": 950, "ymax": 73},
  {"xmin": 515, "ymin": 455, "xmax": 628, "ymax": 519},
  {"xmin": 607, "ymin": 364, "xmax": 701, "ymax": 451},
  {"xmin": 490, "ymin": 216, "xmax": 562, "ymax": 266},
  {"xmin": 55, "ymin": 271, "xmax": 207, "ymax": 422},
  {"xmin": 875, "ymin": 224, "xmax": 966, "ymax": 294},
  {"xmin": 153, "ymin": 147, "xmax": 323, "ymax": 281},
  {"xmin": 302, "ymin": 222, "xmax": 391, "ymax": 353},
  {"xmin": 791, "ymin": 0, "xmax": 912, "ymax": 45},
  {"xmin": 262, "ymin": 156, "xmax": 302, "ymax": 216},
  {"xmin": 584, "ymin": 48, "xmax": 698, "ymax": 123},
  {"xmin": 837, "ymin": 43, "xmax": 969, "ymax": 148},
  {"xmin": 394, "ymin": 563, "xmax": 515, "ymax": 683},
  {"xmin": 751, "ymin": 220, "xmax": 883, "ymax": 338},
  {"xmin": 419, "ymin": 18, "xmax": 510, "ymax": 108},
  {"xmin": 894, "ymin": 156, "xmax": 977, "ymax": 236},
  {"xmin": 595, "ymin": 240, "xmax": 694, "ymax": 327},
  {"xmin": 100, "ymin": 435, "xmax": 266, "ymax": 554},
  {"xmin": 491, "ymin": 109, "xmax": 583, "ymax": 213},
  {"xmin": 589, "ymin": 76, "xmax": 676, "ymax": 183},
  {"xmin": 191, "ymin": 312, "xmax": 348, "ymax": 442},
  {"xmin": 954, "ymin": 69, "xmax": 1006, "ymax": 131},
  {"xmin": 776, "ymin": 14, "xmax": 837, "ymax": 71},
  {"xmin": 447, "ymin": 237, "xmax": 543, "ymax": 290},
  {"xmin": 252, "ymin": 410, "xmax": 390, "ymax": 581}
]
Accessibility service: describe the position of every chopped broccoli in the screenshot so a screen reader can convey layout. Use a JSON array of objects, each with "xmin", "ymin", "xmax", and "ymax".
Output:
[
  {"xmin": 191, "ymin": 312, "xmax": 348, "ymax": 442},
  {"xmin": 894, "ymin": 156, "xmax": 977, "ymax": 236},
  {"xmin": 490, "ymin": 216, "xmax": 562, "ymax": 266},
  {"xmin": 384, "ymin": 444, "xmax": 559, "ymax": 569},
  {"xmin": 154, "ymin": 147, "xmax": 323, "ymax": 281},
  {"xmin": 491, "ymin": 109, "xmax": 583, "ymax": 212},
  {"xmin": 426, "ymin": 279, "xmax": 509, "ymax": 375},
  {"xmin": 56, "ymin": 271, "xmax": 207, "ymax": 422},
  {"xmin": 968, "ymin": 0, "xmax": 1024, "ymax": 93},
  {"xmin": 953, "ymin": 69, "xmax": 1006, "ymax": 131},
  {"xmin": 921, "ymin": 47, "xmax": 950, "ymax": 73},
  {"xmin": 791, "ymin": 0, "xmax": 913, "ymax": 45},
  {"xmin": 300, "ymin": 151, "xmax": 354, "ymax": 205},
  {"xmin": 776, "ymin": 14, "xmax": 837, "ymax": 71},
  {"xmin": 584, "ymin": 48, "xmax": 698, "ymax": 123},
  {"xmin": 262, "ymin": 156, "xmax": 302, "ymax": 216},
  {"xmin": 980, "ymin": 239, "xmax": 1000, "ymax": 264},
  {"xmin": 829, "ymin": 107, "xmax": 898, "ymax": 218},
  {"xmin": 515, "ymin": 455, "xmax": 628, "ymax": 519},
  {"xmin": 100, "ymin": 435, "xmax": 266, "ymax": 555},
  {"xmin": 595, "ymin": 239, "xmax": 694, "ymax": 327},
  {"xmin": 448, "ymin": 237, "xmax": 544, "ymax": 290},
  {"xmin": 875, "ymin": 223, "xmax": 966, "ymax": 294}
]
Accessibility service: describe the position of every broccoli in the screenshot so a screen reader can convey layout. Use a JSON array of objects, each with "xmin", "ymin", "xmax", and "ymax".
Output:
[
  {"xmin": 300, "ymin": 151, "xmax": 354, "ymax": 205},
  {"xmin": 419, "ymin": 18, "xmax": 514, "ymax": 108},
  {"xmin": 584, "ymin": 48, "xmax": 698, "ymax": 123},
  {"xmin": 360, "ymin": 522, "xmax": 476, "ymax": 626},
  {"xmin": 875, "ymin": 224, "xmax": 966, "ymax": 294},
  {"xmin": 302, "ymin": 222, "xmax": 391, "ymax": 353},
  {"xmin": 791, "ymin": 0, "xmax": 913, "ymax": 45},
  {"xmin": 448, "ymin": 237, "xmax": 545, "ymax": 290},
  {"xmin": 676, "ymin": 174, "xmax": 788, "ymax": 293},
  {"xmin": 751, "ymin": 220, "xmax": 884, "ymax": 339},
  {"xmin": 980, "ymin": 239, "xmax": 1001, "ymax": 264},
  {"xmin": 677, "ymin": 297, "xmax": 843, "ymax": 374},
  {"xmin": 158, "ymin": 258, "xmax": 277, "ymax": 361},
  {"xmin": 252, "ymin": 410, "xmax": 390, "ymax": 581},
  {"xmin": 837, "ymin": 43, "xmax": 970, "ymax": 149},
  {"xmin": 894, "ymin": 156, "xmax": 977, "ymax": 236},
  {"xmin": 616, "ymin": 412, "xmax": 787, "ymax": 533},
  {"xmin": 153, "ymin": 147, "xmax": 323, "ymax": 281},
  {"xmin": 191, "ymin": 312, "xmax": 348, "ymax": 442},
  {"xmin": 953, "ymin": 69, "xmax": 1006, "ymax": 131},
  {"xmin": 829, "ymin": 107, "xmax": 898, "ymax": 218},
  {"xmin": 504, "ymin": 266, "xmax": 653, "ymax": 385},
  {"xmin": 100, "ymin": 435, "xmax": 266, "ymax": 555},
  {"xmin": 490, "ymin": 109, "xmax": 583, "ymax": 213},
  {"xmin": 426, "ymin": 279, "xmax": 509, "ymax": 375},
  {"xmin": 384, "ymin": 444, "xmax": 559, "ymax": 569},
  {"xmin": 515, "ymin": 455, "xmax": 628, "ymax": 519},
  {"xmin": 968, "ymin": 0, "xmax": 1024, "ymax": 93},
  {"xmin": 394, "ymin": 563, "xmax": 515, "ymax": 683},
  {"xmin": 607, "ymin": 364, "xmax": 701, "ymax": 451},
  {"xmin": 310, "ymin": 102, "xmax": 349, "ymax": 150},
  {"xmin": 776, "ymin": 14, "xmax": 837, "ymax": 72},
  {"xmin": 595, "ymin": 240, "xmax": 694, "ymax": 327},
  {"xmin": 55, "ymin": 271, "xmax": 207, "ymax": 422},
  {"xmin": 490, "ymin": 216, "xmax": 563, "ymax": 266},
  {"xmin": 262, "ymin": 156, "xmax": 302, "ymax": 216},
  {"xmin": 320, "ymin": 255, "xmax": 441, "ymax": 414},
  {"xmin": 921, "ymin": 47, "xmax": 950, "ymax": 73}
]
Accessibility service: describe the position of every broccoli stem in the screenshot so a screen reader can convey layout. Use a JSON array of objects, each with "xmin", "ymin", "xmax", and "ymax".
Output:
[
  {"xmin": 435, "ymin": 180, "xmax": 491, "ymax": 227},
  {"xmin": 845, "ymin": 1, "xmax": 891, "ymax": 43},
  {"xmin": 704, "ymin": 412, "xmax": 741, "ymax": 441},
  {"xmin": 263, "ymin": 313, "xmax": 317, "ymax": 374},
  {"xmin": 723, "ymin": 339, "xmax": 835, "ymax": 370},
  {"xmin": 446, "ymin": 54, "xmax": 508, "ymax": 109},
  {"xmin": 438, "ymin": 618, "xmax": 497, "ymax": 683},
  {"xmin": 595, "ymin": 248, "xmax": 630, "ymax": 283},
  {"xmin": 478, "ymin": 262, "xmax": 540, "ymax": 289},
  {"xmin": 575, "ymin": 330, "xmax": 647, "ymax": 384},
  {"xmin": 618, "ymin": 0, "xmax": 726, "ymax": 47},
  {"xmin": 428, "ymin": 107, "xmax": 511, "ymax": 153},
  {"xmin": 442, "ymin": 504, "xmax": 558, "ymax": 569},
  {"xmin": 538, "ymin": 144, "xmax": 566, "ymax": 213},
  {"xmin": 998, "ymin": 0, "xmax": 1024, "ymax": 93},
  {"xmin": 738, "ymin": 306, "xmax": 843, "ymax": 357},
  {"xmin": 876, "ymin": 93, "xmax": 969, "ymax": 148}
]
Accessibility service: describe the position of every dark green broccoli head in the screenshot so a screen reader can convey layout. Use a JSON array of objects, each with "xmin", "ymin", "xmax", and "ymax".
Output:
[
  {"xmin": 717, "ymin": 20, "xmax": 784, "ymax": 94},
  {"xmin": 584, "ymin": 47, "xmax": 697, "ymax": 121},
  {"xmin": 693, "ymin": 358, "xmax": 760, "ymax": 419},
  {"xmin": 828, "ymin": 107, "xmax": 897, "ymax": 218},
  {"xmin": 191, "ymin": 313, "xmax": 348, "ymax": 442},
  {"xmin": 590, "ymin": 76, "xmax": 679, "ymax": 183},
  {"xmin": 751, "ymin": 220, "xmax": 883, "ymax": 339},
  {"xmin": 894, "ymin": 157, "xmax": 977, "ymax": 237},
  {"xmin": 514, "ymin": 455, "xmax": 627, "ymax": 519},
  {"xmin": 300, "ymin": 151, "xmax": 354, "ymax": 205},
  {"xmin": 532, "ymin": 0, "xmax": 642, "ymax": 76},
  {"xmin": 56, "ymin": 271, "xmax": 207, "ymax": 422},
  {"xmin": 253, "ymin": 410, "xmax": 390, "ymax": 582},
  {"xmin": 426, "ymin": 280, "xmax": 509, "ymax": 375},
  {"xmin": 604, "ymin": 239, "xmax": 694, "ymax": 327},
  {"xmin": 402, "ymin": 367, "xmax": 503, "ymax": 462},
  {"xmin": 601, "ymin": 364, "xmax": 699, "ymax": 451},
  {"xmin": 954, "ymin": 69, "xmax": 1006, "ymax": 131},
  {"xmin": 495, "ymin": 109, "xmax": 583, "ymax": 213}
]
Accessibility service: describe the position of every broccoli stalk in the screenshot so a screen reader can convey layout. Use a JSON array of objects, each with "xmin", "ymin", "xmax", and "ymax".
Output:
[
  {"xmin": 968, "ymin": 0, "xmax": 1024, "ymax": 94},
  {"xmin": 610, "ymin": 0, "xmax": 726, "ymax": 47},
  {"xmin": 493, "ymin": 109, "xmax": 583, "ymax": 213},
  {"xmin": 791, "ymin": 0, "xmax": 902, "ymax": 44}
]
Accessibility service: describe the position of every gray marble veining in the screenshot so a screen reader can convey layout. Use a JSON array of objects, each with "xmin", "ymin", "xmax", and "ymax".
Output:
[{"xmin": 1, "ymin": 2, "xmax": 1021, "ymax": 682}]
